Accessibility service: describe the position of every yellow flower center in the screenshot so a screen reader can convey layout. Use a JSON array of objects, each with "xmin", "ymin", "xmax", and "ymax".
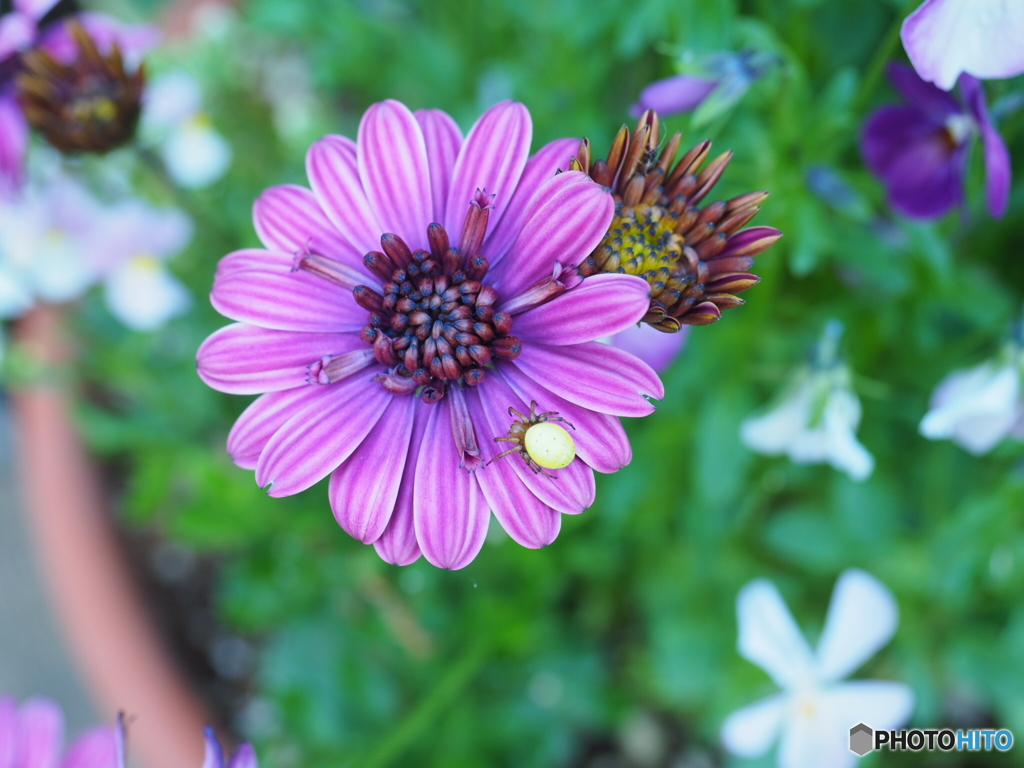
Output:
[{"xmin": 597, "ymin": 204, "xmax": 683, "ymax": 289}]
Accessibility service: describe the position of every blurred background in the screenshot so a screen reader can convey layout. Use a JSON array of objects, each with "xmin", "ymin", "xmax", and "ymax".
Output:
[{"xmin": 3, "ymin": 0, "xmax": 1024, "ymax": 766}]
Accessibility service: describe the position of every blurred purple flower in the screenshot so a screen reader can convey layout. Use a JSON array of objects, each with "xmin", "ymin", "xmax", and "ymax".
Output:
[
  {"xmin": 630, "ymin": 50, "xmax": 778, "ymax": 122},
  {"xmin": 197, "ymin": 99, "xmax": 663, "ymax": 569},
  {"xmin": 201, "ymin": 727, "xmax": 258, "ymax": 768},
  {"xmin": 630, "ymin": 74, "xmax": 717, "ymax": 118},
  {"xmin": 902, "ymin": 0, "xmax": 1024, "ymax": 91},
  {"xmin": 861, "ymin": 63, "xmax": 1010, "ymax": 220},
  {"xmin": 0, "ymin": 694, "xmax": 123, "ymax": 768},
  {"xmin": 605, "ymin": 323, "xmax": 688, "ymax": 373},
  {"xmin": 0, "ymin": 92, "xmax": 27, "ymax": 198}
]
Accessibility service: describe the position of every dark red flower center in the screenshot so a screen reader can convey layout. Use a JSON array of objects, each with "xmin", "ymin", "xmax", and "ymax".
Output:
[{"xmin": 353, "ymin": 193, "xmax": 521, "ymax": 403}]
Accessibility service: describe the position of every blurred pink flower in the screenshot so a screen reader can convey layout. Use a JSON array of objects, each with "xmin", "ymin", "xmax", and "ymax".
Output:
[
  {"xmin": 0, "ymin": 695, "xmax": 122, "ymax": 768},
  {"xmin": 198, "ymin": 99, "xmax": 663, "ymax": 569},
  {"xmin": 902, "ymin": 0, "xmax": 1024, "ymax": 91}
]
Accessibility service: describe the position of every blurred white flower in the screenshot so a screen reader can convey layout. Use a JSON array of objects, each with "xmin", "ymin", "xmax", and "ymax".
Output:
[
  {"xmin": 742, "ymin": 324, "xmax": 873, "ymax": 481},
  {"xmin": 143, "ymin": 71, "xmax": 232, "ymax": 188},
  {"xmin": 919, "ymin": 348, "xmax": 1024, "ymax": 454},
  {"xmin": 93, "ymin": 199, "xmax": 194, "ymax": 330},
  {"xmin": 722, "ymin": 570, "xmax": 914, "ymax": 768},
  {"xmin": 0, "ymin": 172, "xmax": 106, "ymax": 316},
  {"xmin": 902, "ymin": 0, "xmax": 1024, "ymax": 91}
]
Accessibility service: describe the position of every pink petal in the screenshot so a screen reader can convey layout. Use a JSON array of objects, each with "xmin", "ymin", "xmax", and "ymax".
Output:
[
  {"xmin": 197, "ymin": 324, "xmax": 369, "ymax": 394},
  {"xmin": 490, "ymin": 171, "xmax": 614, "ymax": 300},
  {"xmin": 0, "ymin": 95, "xmax": 28, "ymax": 198},
  {"xmin": 211, "ymin": 263, "xmax": 365, "ymax": 333},
  {"xmin": 256, "ymin": 376, "xmax": 392, "ymax": 497},
  {"xmin": 61, "ymin": 728, "xmax": 118, "ymax": 768},
  {"xmin": 227, "ymin": 387, "xmax": 318, "ymax": 470},
  {"xmin": 215, "ymin": 248, "xmax": 290, "ymax": 277},
  {"xmin": 473, "ymin": 425, "xmax": 562, "ymax": 549},
  {"xmin": 715, "ymin": 227, "xmax": 782, "ymax": 260},
  {"xmin": 511, "ymin": 273, "xmax": 651, "ymax": 345},
  {"xmin": 499, "ymin": 362, "xmax": 632, "ymax": 473},
  {"xmin": 1, "ymin": 697, "xmax": 17, "ymax": 768},
  {"xmin": 329, "ymin": 395, "xmax": 417, "ymax": 543},
  {"xmin": 413, "ymin": 399, "xmax": 490, "ymax": 569},
  {"xmin": 16, "ymin": 698, "xmax": 63, "ymax": 768},
  {"xmin": 475, "ymin": 372, "xmax": 595, "ymax": 514},
  {"xmin": 374, "ymin": 405, "xmax": 429, "ymax": 566},
  {"xmin": 484, "ymin": 136, "xmax": 579, "ymax": 266},
  {"xmin": 511, "ymin": 341, "xmax": 663, "ymax": 417},
  {"xmin": 357, "ymin": 100, "xmax": 433, "ymax": 249},
  {"xmin": 305, "ymin": 135, "xmax": 382, "ymax": 256},
  {"xmin": 443, "ymin": 101, "xmax": 532, "ymax": 243},
  {"xmin": 415, "ymin": 109, "xmax": 463, "ymax": 223},
  {"xmin": 253, "ymin": 184, "xmax": 359, "ymax": 265}
]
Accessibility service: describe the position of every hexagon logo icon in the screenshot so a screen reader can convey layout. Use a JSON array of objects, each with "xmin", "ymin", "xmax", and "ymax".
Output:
[{"xmin": 850, "ymin": 723, "xmax": 874, "ymax": 757}]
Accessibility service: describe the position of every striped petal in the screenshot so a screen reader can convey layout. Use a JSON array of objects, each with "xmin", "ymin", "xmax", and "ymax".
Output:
[
  {"xmin": 374, "ymin": 405, "xmax": 428, "ymax": 566},
  {"xmin": 413, "ymin": 399, "xmax": 490, "ymax": 569},
  {"xmin": 415, "ymin": 109, "xmax": 463, "ymax": 223},
  {"xmin": 197, "ymin": 324, "xmax": 368, "ymax": 394},
  {"xmin": 253, "ymin": 184, "xmax": 359, "ymax": 265},
  {"xmin": 499, "ymin": 362, "xmax": 632, "ymax": 473},
  {"xmin": 357, "ymin": 100, "xmax": 433, "ymax": 249},
  {"xmin": 491, "ymin": 171, "xmax": 614, "ymax": 300},
  {"xmin": 306, "ymin": 134, "xmax": 382, "ymax": 256},
  {"xmin": 443, "ymin": 101, "xmax": 532, "ymax": 242},
  {"xmin": 255, "ymin": 376, "xmax": 392, "ymax": 496},
  {"xmin": 485, "ymin": 136, "xmax": 579, "ymax": 266},
  {"xmin": 227, "ymin": 387, "xmax": 319, "ymax": 470},
  {"xmin": 211, "ymin": 263, "xmax": 365, "ymax": 333},
  {"xmin": 329, "ymin": 394, "xmax": 417, "ymax": 543},
  {"xmin": 512, "ymin": 273, "xmax": 651, "ymax": 345},
  {"xmin": 511, "ymin": 341, "xmax": 663, "ymax": 417}
]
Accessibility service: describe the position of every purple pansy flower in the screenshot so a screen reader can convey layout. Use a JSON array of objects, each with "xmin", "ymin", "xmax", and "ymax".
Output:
[
  {"xmin": 902, "ymin": 0, "xmax": 1024, "ymax": 91},
  {"xmin": 0, "ymin": 695, "xmax": 123, "ymax": 768},
  {"xmin": 861, "ymin": 63, "xmax": 1010, "ymax": 220},
  {"xmin": 197, "ymin": 99, "xmax": 663, "ymax": 569}
]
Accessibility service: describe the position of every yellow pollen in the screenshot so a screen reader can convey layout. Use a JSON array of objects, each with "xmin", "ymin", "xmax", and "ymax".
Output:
[
  {"xmin": 597, "ymin": 204, "xmax": 683, "ymax": 287},
  {"xmin": 523, "ymin": 422, "xmax": 576, "ymax": 470},
  {"xmin": 129, "ymin": 254, "xmax": 161, "ymax": 272}
]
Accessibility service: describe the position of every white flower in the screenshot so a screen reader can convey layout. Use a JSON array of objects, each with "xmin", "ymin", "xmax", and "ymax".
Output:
[
  {"xmin": 919, "ymin": 350, "xmax": 1024, "ymax": 454},
  {"xmin": 902, "ymin": 0, "xmax": 1024, "ymax": 90},
  {"xmin": 0, "ymin": 173, "xmax": 107, "ymax": 314},
  {"xmin": 741, "ymin": 365, "xmax": 874, "ymax": 481},
  {"xmin": 722, "ymin": 570, "xmax": 914, "ymax": 768},
  {"xmin": 143, "ymin": 72, "xmax": 232, "ymax": 188},
  {"xmin": 92, "ymin": 199, "xmax": 194, "ymax": 330}
]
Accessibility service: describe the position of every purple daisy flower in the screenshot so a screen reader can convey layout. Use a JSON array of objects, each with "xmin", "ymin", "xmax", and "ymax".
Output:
[
  {"xmin": 0, "ymin": 695, "xmax": 123, "ymax": 768},
  {"xmin": 197, "ymin": 100, "xmax": 662, "ymax": 569},
  {"xmin": 861, "ymin": 63, "xmax": 1011, "ymax": 220}
]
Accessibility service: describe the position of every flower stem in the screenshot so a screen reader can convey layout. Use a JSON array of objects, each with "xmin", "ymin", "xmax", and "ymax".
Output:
[
  {"xmin": 852, "ymin": 0, "xmax": 918, "ymax": 112},
  {"xmin": 356, "ymin": 636, "xmax": 491, "ymax": 768}
]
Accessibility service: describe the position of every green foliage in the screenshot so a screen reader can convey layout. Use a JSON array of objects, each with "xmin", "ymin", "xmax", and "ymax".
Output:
[{"xmin": 57, "ymin": 0, "xmax": 1024, "ymax": 765}]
